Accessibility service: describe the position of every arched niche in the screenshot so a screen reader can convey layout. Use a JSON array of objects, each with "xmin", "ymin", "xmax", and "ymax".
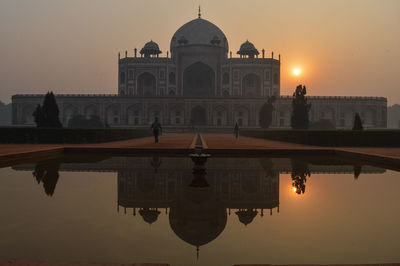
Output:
[
  {"xmin": 127, "ymin": 105, "xmax": 142, "ymax": 125},
  {"xmin": 234, "ymin": 106, "xmax": 249, "ymax": 127},
  {"xmin": 148, "ymin": 105, "xmax": 163, "ymax": 125},
  {"xmin": 63, "ymin": 105, "xmax": 79, "ymax": 125},
  {"xmin": 84, "ymin": 105, "xmax": 98, "ymax": 119},
  {"xmin": 169, "ymin": 106, "xmax": 185, "ymax": 125},
  {"xmin": 105, "ymin": 104, "xmax": 120, "ymax": 125},
  {"xmin": 212, "ymin": 106, "xmax": 228, "ymax": 126},
  {"xmin": 22, "ymin": 105, "xmax": 35, "ymax": 125}
]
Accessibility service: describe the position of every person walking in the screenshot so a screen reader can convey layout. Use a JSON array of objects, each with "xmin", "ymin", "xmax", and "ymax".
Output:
[
  {"xmin": 151, "ymin": 117, "xmax": 162, "ymax": 143},
  {"xmin": 234, "ymin": 122, "xmax": 239, "ymax": 139}
]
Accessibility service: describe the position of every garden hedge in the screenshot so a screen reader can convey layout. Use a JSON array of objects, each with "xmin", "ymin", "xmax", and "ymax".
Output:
[
  {"xmin": 0, "ymin": 127, "xmax": 152, "ymax": 144},
  {"xmin": 241, "ymin": 129, "xmax": 400, "ymax": 147}
]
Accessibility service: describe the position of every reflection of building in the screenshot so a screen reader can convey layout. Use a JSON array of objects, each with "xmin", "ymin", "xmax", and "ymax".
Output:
[
  {"xmin": 117, "ymin": 157, "xmax": 279, "ymax": 254},
  {"xmin": 11, "ymin": 12, "xmax": 386, "ymax": 128},
  {"xmin": 13, "ymin": 156, "xmax": 386, "ymax": 252}
]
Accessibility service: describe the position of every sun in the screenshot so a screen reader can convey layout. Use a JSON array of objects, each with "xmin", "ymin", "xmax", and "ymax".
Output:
[{"xmin": 293, "ymin": 68, "xmax": 301, "ymax": 76}]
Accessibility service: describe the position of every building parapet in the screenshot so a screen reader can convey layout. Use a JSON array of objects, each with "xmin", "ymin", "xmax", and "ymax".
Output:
[
  {"xmin": 12, "ymin": 94, "xmax": 120, "ymax": 98},
  {"xmin": 280, "ymin": 95, "xmax": 387, "ymax": 101},
  {"xmin": 12, "ymin": 94, "xmax": 387, "ymax": 101},
  {"xmin": 227, "ymin": 58, "xmax": 280, "ymax": 64},
  {"xmin": 119, "ymin": 57, "xmax": 171, "ymax": 64}
]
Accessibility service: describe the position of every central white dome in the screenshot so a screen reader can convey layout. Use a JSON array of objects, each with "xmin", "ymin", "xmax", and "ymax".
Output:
[{"xmin": 170, "ymin": 18, "xmax": 229, "ymax": 52}]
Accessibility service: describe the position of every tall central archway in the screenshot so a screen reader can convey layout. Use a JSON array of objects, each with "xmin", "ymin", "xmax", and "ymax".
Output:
[
  {"xmin": 191, "ymin": 106, "xmax": 207, "ymax": 125},
  {"xmin": 183, "ymin": 62, "xmax": 215, "ymax": 97}
]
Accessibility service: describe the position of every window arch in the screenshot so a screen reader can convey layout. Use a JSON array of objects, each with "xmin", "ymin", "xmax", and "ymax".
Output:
[
  {"xmin": 169, "ymin": 72, "xmax": 176, "ymax": 84},
  {"xmin": 273, "ymin": 73, "xmax": 279, "ymax": 85},
  {"xmin": 242, "ymin": 73, "xmax": 261, "ymax": 97},
  {"xmin": 137, "ymin": 72, "xmax": 156, "ymax": 96},
  {"xmin": 120, "ymin": 72, "xmax": 125, "ymax": 84},
  {"xmin": 223, "ymin": 72, "xmax": 229, "ymax": 84}
]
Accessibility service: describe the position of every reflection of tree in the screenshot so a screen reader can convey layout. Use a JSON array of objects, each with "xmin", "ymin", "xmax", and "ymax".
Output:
[
  {"xmin": 353, "ymin": 164, "xmax": 362, "ymax": 180},
  {"xmin": 32, "ymin": 160, "xmax": 61, "ymax": 196},
  {"xmin": 291, "ymin": 159, "xmax": 311, "ymax": 195}
]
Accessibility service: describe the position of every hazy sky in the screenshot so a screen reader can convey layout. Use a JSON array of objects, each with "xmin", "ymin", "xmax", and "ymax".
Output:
[{"xmin": 0, "ymin": 0, "xmax": 399, "ymax": 104}]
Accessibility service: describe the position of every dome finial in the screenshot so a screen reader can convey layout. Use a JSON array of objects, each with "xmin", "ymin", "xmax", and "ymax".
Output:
[{"xmin": 198, "ymin": 5, "xmax": 201, "ymax": 18}]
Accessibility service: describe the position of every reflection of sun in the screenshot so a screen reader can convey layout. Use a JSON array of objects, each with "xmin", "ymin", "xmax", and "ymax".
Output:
[
  {"xmin": 292, "ymin": 187, "xmax": 297, "ymax": 192},
  {"xmin": 293, "ymin": 68, "xmax": 301, "ymax": 76}
]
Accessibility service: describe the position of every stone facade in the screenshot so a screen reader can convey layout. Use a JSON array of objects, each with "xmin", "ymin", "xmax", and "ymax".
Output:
[{"xmin": 11, "ymin": 16, "xmax": 387, "ymax": 129}]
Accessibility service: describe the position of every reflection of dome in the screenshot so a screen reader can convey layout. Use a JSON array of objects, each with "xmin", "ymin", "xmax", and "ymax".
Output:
[
  {"xmin": 140, "ymin": 40, "xmax": 162, "ymax": 57},
  {"xmin": 235, "ymin": 209, "xmax": 258, "ymax": 226},
  {"xmin": 237, "ymin": 40, "xmax": 259, "ymax": 57},
  {"xmin": 170, "ymin": 18, "xmax": 228, "ymax": 52},
  {"xmin": 139, "ymin": 208, "xmax": 161, "ymax": 224},
  {"xmin": 169, "ymin": 204, "xmax": 227, "ymax": 247}
]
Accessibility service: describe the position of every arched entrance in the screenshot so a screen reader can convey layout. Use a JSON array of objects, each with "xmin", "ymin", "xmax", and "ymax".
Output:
[
  {"xmin": 191, "ymin": 106, "xmax": 207, "ymax": 125},
  {"xmin": 183, "ymin": 62, "xmax": 215, "ymax": 97}
]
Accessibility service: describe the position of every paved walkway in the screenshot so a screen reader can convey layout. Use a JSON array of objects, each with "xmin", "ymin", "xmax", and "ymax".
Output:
[{"xmin": 0, "ymin": 133, "xmax": 400, "ymax": 170}]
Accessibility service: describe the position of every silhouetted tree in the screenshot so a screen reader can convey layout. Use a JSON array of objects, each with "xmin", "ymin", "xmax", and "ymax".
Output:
[
  {"xmin": 32, "ymin": 92, "xmax": 62, "ymax": 128},
  {"xmin": 259, "ymin": 96, "xmax": 276, "ymax": 128},
  {"xmin": 291, "ymin": 85, "xmax": 311, "ymax": 129},
  {"xmin": 291, "ymin": 159, "xmax": 311, "ymax": 195},
  {"xmin": 353, "ymin": 113, "xmax": 364, "ymax": 130},
  {"xmin": 353, "ymin": 164, "xmax": 362, "ymax": 180}
]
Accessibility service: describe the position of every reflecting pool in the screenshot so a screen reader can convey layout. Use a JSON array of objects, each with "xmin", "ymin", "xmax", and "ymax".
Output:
[{"xmin": 0, "ymin": 155, "xmax": 399, "ymax": 266}]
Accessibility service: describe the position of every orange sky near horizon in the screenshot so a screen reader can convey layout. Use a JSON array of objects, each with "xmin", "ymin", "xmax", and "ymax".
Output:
[{"xmin": 0, "ymin": 0, "xmax": 399, "ymax": 104}]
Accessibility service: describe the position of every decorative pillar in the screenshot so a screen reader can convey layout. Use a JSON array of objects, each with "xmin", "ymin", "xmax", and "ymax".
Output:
[
  {"xmin": 262, "ymin": 49, "xmax": 265, "ymax": 58},
  {"xmin": 134, "ymin": 48, "xmax": 137, "ymax": 57}
]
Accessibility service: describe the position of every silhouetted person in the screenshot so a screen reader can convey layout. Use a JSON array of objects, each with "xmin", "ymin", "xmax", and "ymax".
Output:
[
  {"xmin": 234, "ymin": 122, "xmax": 239, "ymax": 139},
  {"xmin": 151, "ymin": 117, "xmax": 162, "ymax": 143}
]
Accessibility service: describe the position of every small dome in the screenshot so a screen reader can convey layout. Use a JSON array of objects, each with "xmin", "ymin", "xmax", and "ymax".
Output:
[
  {"xmin": 140, "ymin": 40, "xmax": 162, "ymax": 57},
  {"xmin": 237, "ymin": 40, "xmax": 259, "ymax": 57},
  {"xmin": 139, "ymin": 208, "xmax": 161, "ymax": 224},
  {"xmin": 235, "ymin": 209, "xmax": 258, "ymax": 226}
]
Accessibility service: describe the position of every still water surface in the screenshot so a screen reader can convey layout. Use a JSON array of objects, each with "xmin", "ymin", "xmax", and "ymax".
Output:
[{"xmin": 0, "ymin": 155, "xmax": 399, "ymax": 266}]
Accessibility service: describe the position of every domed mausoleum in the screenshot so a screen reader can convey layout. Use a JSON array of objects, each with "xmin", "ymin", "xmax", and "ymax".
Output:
[{"xmin": 12, "ymin": 12, "xmax": 387, "ymax": 128}]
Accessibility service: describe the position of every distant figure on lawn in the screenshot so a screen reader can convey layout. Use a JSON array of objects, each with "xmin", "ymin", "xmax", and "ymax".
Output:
[
  {"xmin": 234, "ymin": 122, "xmax": 239, "ymax": 139},
  {"xmin": 151, "ymin": 117, "xmax": 162, "ymax": 143}
]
